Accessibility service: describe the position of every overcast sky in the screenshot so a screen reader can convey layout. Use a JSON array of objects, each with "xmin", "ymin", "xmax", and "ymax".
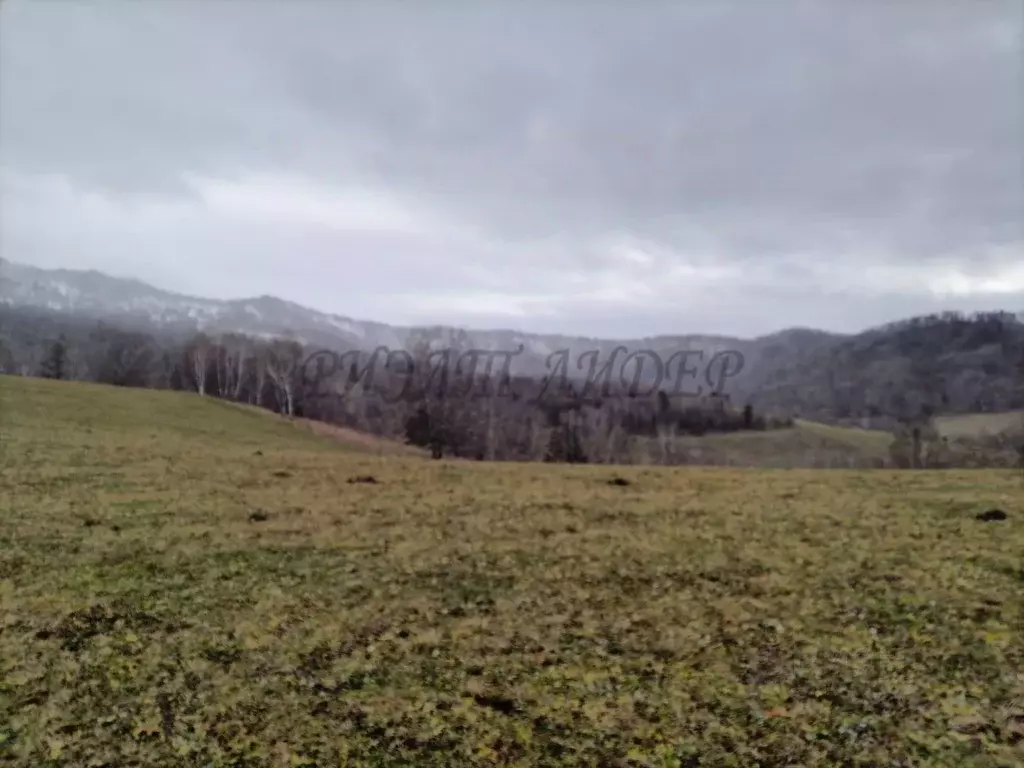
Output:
[{"xmin": 1, "ymin": 1, "xmax": 1021, "ymax": 339}]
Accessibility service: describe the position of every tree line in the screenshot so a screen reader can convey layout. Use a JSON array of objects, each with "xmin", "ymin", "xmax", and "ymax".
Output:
[
  {"xmin": 1, "ymin": 306, "xmax": 786, "ymax": 465},
  {"xmin": 7, "ymin": 306, "xmax": 1020, "ymax": 468}
]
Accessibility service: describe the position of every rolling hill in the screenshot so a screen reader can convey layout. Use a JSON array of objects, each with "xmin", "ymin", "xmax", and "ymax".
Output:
[{"xmin": 1, "ymin": 375, "xmax": 1022, "ymax": 764}]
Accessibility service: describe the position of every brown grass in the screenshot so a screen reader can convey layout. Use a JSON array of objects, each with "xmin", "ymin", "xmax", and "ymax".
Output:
[{"xmin": 1, "ymin": 375, "xmax": 1022, "ymax": 766}]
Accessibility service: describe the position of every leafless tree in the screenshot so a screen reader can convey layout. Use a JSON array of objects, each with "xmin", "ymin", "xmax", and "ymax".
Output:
[
  {"xmin": 95, "ymin": 330, "xmax": 155, "ymax": 388},
  {"xmin": 655, "ymin": 419, "xmax": 677, "ymax": 464},
  {"xmin": 265, "ymin": 339, "xmax": 303, "ymax": 416},
  {"xmin": 214, "ymin": 333, "xmax": 250, "ymax": 400},
  {"xmin": 251, "ymin": 342, "xmax": 269, "ymax": 406},
  {"xmin": 186, "ymin": 333, "xmax": 212, "ymax": 396}
]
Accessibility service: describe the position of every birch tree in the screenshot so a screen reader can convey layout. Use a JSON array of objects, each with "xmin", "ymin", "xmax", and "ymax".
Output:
[
  {"xmin": 265, "ymin": 339, "xmax": 303, "ymax": 416},
  {"xmin": 186, "ymin": 333, "xmax": 212, "ymax": 396},
  {"xmin": 215, "ymin": 333, "xmax": 249, "ymax": 400}
]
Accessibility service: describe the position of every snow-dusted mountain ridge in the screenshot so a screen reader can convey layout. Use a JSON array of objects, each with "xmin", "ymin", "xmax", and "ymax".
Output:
[{"xmin": 0, "ymin": 258, "xmax": 760, "ymax": 365}]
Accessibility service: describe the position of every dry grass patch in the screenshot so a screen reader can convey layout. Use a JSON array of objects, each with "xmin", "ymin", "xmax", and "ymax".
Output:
[{"xmin": 1, "ymin": 376, "xmax": 1022, "ymax": 766}]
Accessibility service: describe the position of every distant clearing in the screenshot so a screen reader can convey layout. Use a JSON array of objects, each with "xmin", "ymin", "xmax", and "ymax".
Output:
[
  {"xmin": 1, "ymin": 376, "xmax": 1022, "ymax": 766},
  {"xmin": 935, "ymin": 410, "xmax": 1024, "ymax": 439},
  {"xmin": 637, "ymin": 418, "xmax": 893, "ymax": 468}
]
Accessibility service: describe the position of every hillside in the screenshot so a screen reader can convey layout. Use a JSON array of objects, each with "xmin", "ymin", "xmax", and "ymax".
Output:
[
  {"xmin": 0, "ymin": 374, "xmax": 424, "ymax": 459},
  {"xmin": 0, "ymin": 371, "xmax": 922, "ymax": 469},
  {"xmin": 3, "ymin": 260, "xmax": 1023, "ymax": 433},
  {"xmin": 2, "ymin": 376, "xmax": 1023, "ymax": 765},
  {"xmin": 747, "ymin": 313, "xmax": 1024, "ymax": 424}
]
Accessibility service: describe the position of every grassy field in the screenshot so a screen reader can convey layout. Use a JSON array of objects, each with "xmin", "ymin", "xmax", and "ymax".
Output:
[
  {"xmin": 935, "ymin": 411, "xmax": 1024, "ymax": 440},
  {"xmin": 669, "ymin": 419, "xmax": 892, "ymax": 468},
  {"xmin": 1, "ymin": 376, "xmax": 1023, "ymax": 766}
]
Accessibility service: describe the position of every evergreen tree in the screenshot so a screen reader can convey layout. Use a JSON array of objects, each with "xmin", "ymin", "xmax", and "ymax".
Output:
[{"xmin": 39, "ymin": 335, "xmax": 68, "ymax": 380}]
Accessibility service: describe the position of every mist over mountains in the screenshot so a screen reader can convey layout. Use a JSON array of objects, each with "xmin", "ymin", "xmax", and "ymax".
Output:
[{"xmin": 2, "ymin": 257, "xmax": 1023, "ymax": 426}]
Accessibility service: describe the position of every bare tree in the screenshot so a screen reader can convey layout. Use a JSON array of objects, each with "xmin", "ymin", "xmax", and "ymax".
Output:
[
  {"xmin": 265, "ymin": 339, "xmax": 303, "ymax": 416},
  {"xmin": 232, "ymin": 339, "xmax": 251, "ymax": 401},
  {"xmin": 214, "ymin": 338, "xmax": 232, "ymax": 399},
  {"xmin": 214, "ymin": 333, "xmax": 250, "ymax": 400},
  {"xmin": 152, "ymin": 350, "xmax": 179, "ymax": 390},
  {"xmin": 94, "ymin": 329, "xmax": 156, "ymax": 387},
  {"xmin": 252, "ymin": 342, "xmax": 269, "ymax": 406},
  {"xmin": 481, "ymin": 390, "xmax": 497, "ymax": 460},
  {"xmin": 186, "ymin": 333, "xmax": 212, "ymax": 396},
  {"xmin": 655, "ymin": 419, "xmax": 676, "ymax": 464}
]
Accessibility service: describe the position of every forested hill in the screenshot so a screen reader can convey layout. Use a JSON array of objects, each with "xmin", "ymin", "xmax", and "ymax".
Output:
[
  {"xmin": 2, "ymin": 301, "xmax": 1022, "ymax": 429},
  {"xmin": 738, "ymin": 311, "xmax": 1024, "ymax": 426},
  {"xmin": 3, "ymin": 259, "xmax": 1023, "ymax": 428}
]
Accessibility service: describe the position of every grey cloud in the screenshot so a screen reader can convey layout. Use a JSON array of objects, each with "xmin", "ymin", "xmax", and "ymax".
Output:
[
  {"xmin": 249, "ymin": 2, "xmax": 1022, "ymax": 251},
  {"xmin": 0, "ymin": 0, "xmax": 1021, "ymax": 338}
]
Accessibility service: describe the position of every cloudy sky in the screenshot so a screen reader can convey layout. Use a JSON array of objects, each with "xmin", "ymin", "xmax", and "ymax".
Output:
[{"xmin": 1, "ymin": 1, "xmax": 1021, "ymax": 339}]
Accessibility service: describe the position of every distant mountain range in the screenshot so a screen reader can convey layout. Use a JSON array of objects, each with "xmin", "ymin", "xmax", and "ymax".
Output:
[
  {"xmin": 0, "ymin": 256, "xmax": 835, "ymax": 382},
  {"xmin": 2, "ymin": 257, "xmax": 1022, "ymax": 424}
]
